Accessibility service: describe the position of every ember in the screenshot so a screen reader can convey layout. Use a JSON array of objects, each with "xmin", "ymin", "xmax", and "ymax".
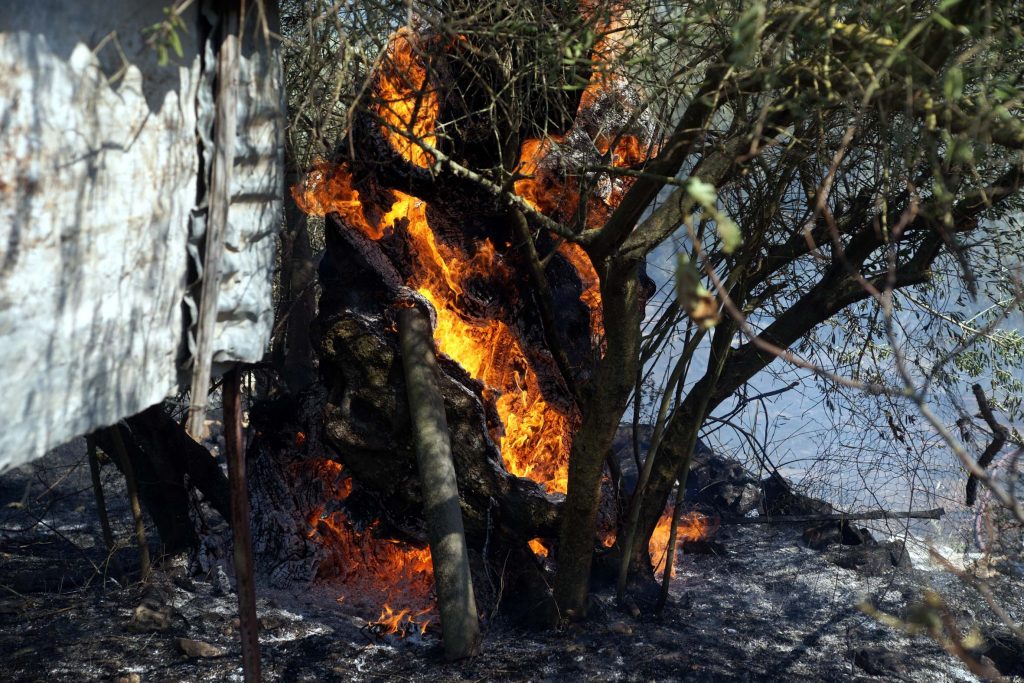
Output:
[{"xmin": 528, "ymin": 538, "xmax": 550, "ymax": 558}]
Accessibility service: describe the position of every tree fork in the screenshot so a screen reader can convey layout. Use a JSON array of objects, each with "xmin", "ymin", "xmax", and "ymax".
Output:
[
  {"xmin": 553, "ymin": 259, "xmax": 642, "ymax": 620},
  {"xmin": 397, "ymin": 304, "xmax": 481, "ymax": 660},
  {"xmin": 655, "ymin": 338, "xmax": 729, "ymax": 613},
  {"xmin": 966, "ymin": 383, "xmax": 1011, "ymax": 506}
]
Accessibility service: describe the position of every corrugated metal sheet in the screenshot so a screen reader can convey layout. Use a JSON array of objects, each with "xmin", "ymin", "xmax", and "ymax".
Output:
[{"xmin": 0, "ymin": 1, "xmax": 283, "ymax": 471}]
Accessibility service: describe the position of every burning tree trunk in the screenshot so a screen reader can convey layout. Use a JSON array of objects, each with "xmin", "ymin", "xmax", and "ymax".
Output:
[{"xmin": 247, "ymin": 18, "xmax": 662, "ymax": 628}]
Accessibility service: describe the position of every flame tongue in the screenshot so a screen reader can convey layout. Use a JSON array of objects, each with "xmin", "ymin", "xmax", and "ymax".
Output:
[
  {"xmin": 297, "ymin": 460, "xmax": 438, "ymax": 637},
  {"xmin": 370, "ymin": 604, "xmax": 433, "ymax": 637},
  {"xmin": 649, "ymin": 510, "xmax": 716, "ymax": 576},
  {"xmin": 375, "ymin": 28, "xmax": 439, "ymax": 169}
]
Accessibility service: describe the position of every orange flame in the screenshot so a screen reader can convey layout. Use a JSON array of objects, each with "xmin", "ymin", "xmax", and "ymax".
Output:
[
  {"xmin": 289, "ymin": 162, "xmax": 578, "ymax": 493},
  {"xmin": 370, "ymin": 604, "xmax": 433, "ymax": 637},
  {"xmin": 290, "ymin": 160, "xmax": 380, "ymax": 237},
  {"xmin": 528, "ymin": 538, "xmax": 549, "ymax": 558},
  {"xmin": 303, "ymin": 460, "xmax": 436, "ymax": 635},
  {"xmin": 373, "ymin": 28, "xmax": 438, "ymax": 169},
  {"xmin": 649, "ymin": 510, "xmax": 715, "ymax": 577},
  {"xmin": 293, "ymin": 22, "xmax": 653, "ymax": 505}
]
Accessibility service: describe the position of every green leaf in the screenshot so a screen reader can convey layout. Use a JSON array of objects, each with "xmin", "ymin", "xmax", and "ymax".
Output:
[
  {"xmin": 730, "ymin": 3, "xmax": 766, "ymax": 66},
  {"xmin": 169, "ymin": 28, "xmax": 183, "ymax": 58}
]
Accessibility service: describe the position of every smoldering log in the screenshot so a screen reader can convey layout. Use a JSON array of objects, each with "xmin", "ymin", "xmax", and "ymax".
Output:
[
  {"xmin": 398, "ymin": 303, "xmax": 480, "ymax": 660},
  {"xmin": 314, "ymin": 213, "xmax": 564, "ymax": 543}
]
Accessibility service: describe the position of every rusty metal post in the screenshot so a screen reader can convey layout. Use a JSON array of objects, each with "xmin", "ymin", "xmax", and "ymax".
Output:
[{"xmin": 223, "ymin": 366, "xmax": 261, "ymax": 681}]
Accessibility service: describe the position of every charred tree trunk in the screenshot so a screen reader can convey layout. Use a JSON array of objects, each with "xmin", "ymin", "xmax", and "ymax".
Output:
[
  {"xmin": 313, "ymin": 213, "xmax": 565, "ymax": 544},
  {"xmin": 398, "ymin": 305, "xmax": 480, "ymax": 659}
]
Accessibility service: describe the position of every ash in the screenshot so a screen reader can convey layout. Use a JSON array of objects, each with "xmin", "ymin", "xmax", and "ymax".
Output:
[{"xmin": 0, "ymin": 443, "xmax": 1021, "ymax": 682}]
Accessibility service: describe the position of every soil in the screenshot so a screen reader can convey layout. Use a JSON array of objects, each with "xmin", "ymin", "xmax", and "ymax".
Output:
[{"xmin": 1, "ymin": 441, "xmax": 1021, "ymax": 682}]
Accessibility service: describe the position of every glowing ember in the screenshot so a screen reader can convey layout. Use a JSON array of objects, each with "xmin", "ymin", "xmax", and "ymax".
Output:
[
  {"xmin": 649, "ymin": 510, "xmax": 715, "ymax": 576},
  {"xmin": 528, "ymin": 538, "xmax": 549, "ymax": 558}
]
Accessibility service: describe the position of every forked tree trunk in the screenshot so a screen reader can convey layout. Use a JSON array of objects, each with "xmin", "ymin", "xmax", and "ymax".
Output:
[{"xmin": 553, "ymin": 259, "xmax": 643, "ymax": 620}]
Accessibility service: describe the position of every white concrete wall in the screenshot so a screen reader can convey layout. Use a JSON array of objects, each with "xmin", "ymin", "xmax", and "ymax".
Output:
[{"xmin": 0, "ymin": 2, "xmax": 283, "ymax": 471}]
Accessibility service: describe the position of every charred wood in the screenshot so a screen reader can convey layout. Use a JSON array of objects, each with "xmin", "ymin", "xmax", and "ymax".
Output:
[{"xmin": 726, "ymin": 508, "xmax": 947, "ymax": 525}]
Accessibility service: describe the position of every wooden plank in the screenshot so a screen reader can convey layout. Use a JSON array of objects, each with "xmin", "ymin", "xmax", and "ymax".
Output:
[{"xmin": 187, "ymin": 6, "xmax": 241, "ymax": 440}]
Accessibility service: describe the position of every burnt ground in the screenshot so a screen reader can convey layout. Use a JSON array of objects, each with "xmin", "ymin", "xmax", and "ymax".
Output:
[{"xmin": 1, "ymin": 442, "xmax": 1022, "ymax": 682}]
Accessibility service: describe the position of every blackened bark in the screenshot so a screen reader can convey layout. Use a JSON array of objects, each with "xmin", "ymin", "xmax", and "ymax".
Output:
[{"xmin": 275, "ymin": 162, "xmax": 318, "ymax": 394}]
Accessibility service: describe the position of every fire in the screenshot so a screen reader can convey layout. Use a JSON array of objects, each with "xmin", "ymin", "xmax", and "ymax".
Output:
[
  {"xmin": 374, "ymin": 28, "xmax": 438, "ymax": 169},
  {"xmin": 294, "ymin": 19, "xmax": 654, "ymax": 517},
  {"xmin": 293, "ymin": 159, "xmax": 578, "ymax": 493},
  {"xmin": 290, "ymin": 160, "xmax": 379, "ymax": 236},
  {"xmin": 371, "ymin": 604, "xmax": 433, "ymax": 638},
  {"xmin": 648, "ymin": 510, "xmax": 715, "ymax": 576},
  {"xmin": 303, "ymin": 460, "xmax": 436, "ymax": 635},
  {"xmin": 528, "ymin": 538, "xmax": 549, "ymax": 558}
]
